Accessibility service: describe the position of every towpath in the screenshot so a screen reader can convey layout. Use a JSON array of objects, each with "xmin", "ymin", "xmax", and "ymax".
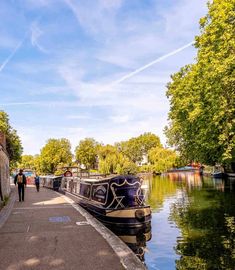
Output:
[{"xmin": 0, "ymin": 185, "xmax": 145, "ymax": 270}]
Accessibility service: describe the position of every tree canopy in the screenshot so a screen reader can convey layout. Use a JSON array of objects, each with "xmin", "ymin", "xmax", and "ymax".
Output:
[
  {"xmin": 165, "ymin": 0, "xmax": 235, "ymax": 167},
  {"xmin": 148, "ymin": 146, "xmax": 178, "ymax": 173},
  {"xmin": 117, "ymin": 132, "xmax": 161, "ymax": 164},
  {"xmin": 40, "ymin": 138, "xmax": 72, "ymax": 174},
  {"xmin": 17, "ymin": 155, "xmax": 35, "ymax": 170},
  {"xmin": 97, "ymin": 144, "xmax": 138, "ymax": 175},
  {"xmin": 0, "ymin": 111, "xmax": 23, "ymax": 167},
  {"xmin": 75, "ymin": 138, "xmax": 99, "ymax": 170}
]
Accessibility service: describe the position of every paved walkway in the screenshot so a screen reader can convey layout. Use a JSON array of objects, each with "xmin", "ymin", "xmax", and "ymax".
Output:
[{"xmin": 0, "ymin": 185, "xmax": 145, "ymax": 270}]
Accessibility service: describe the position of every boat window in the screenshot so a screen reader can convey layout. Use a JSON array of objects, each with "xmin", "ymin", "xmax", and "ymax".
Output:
[
  {"xmin": 80, "ymin": 183, "xmax": 91, "ymax": 198},
  {"xmin": 91, "ymin": 184, "xmax": 108, "ymax": 204}
]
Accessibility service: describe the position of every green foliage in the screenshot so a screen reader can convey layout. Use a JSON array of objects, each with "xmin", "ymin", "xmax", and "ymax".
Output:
[
  {"xmin": 17, "ymin": 155, "xmax": 35, "ymax": 170},
  {"xmin": 0, "ymin": 111, "xmax": 23, "ymax": 167},
  {"xmin": 139, "ymin": 164, "xmax": 152, "ymax": 172},
  {"xmin": 118, "ymin": 132, "xmax": 161, "ymax": 163},
  {"xmin": 40, "ymin": 138, "xmax": 72, "ymax": 174},
  {"xmin": 98, "ymin": 144, "xmax": 119, "ymax": 174},
  {"xmin": 98, "ymin": 144, "xmax": 138, "ymax": 175},
  {"xmin": 75, "ymin": 138, "xmax": 99, "ymax": 170},
  {"xmin": 115, "ymin": 156, "xmax": 138, "ymax": 175},
  {"xmin": 148, "ymin": 146, "xmax": 178, "ymax": 173},
  {"xmin": 165, "ymin": 0, "xmax": 235, "ymax": 166}
]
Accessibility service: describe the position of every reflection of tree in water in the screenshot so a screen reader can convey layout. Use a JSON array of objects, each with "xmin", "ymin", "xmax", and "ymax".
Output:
[
  {"xmin": 170, "ymin": 182, "xmax": 235, "ymax": 270},
  {"xmin": 146, "ymin": 175, "xmax": 179, "ymax": 211}
]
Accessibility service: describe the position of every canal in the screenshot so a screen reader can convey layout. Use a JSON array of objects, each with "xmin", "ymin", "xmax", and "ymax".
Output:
[{"xmin": 142, "ymin": 173, "xmax": 235, "ymax": 270}]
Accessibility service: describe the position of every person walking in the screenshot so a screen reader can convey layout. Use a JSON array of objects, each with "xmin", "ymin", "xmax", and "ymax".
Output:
[
  {"xmin": 14, "ymin": 169, "xmax": 27, "ymax": 202},
  {"xmin": 35, "ymin": 174, "xmax": 40, "ymax": 192}
]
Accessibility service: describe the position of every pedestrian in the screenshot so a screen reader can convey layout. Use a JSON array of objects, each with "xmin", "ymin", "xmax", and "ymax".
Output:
[
  {"xmin": 14, "ymin": 169, "xmax": 27, "ymax": 202},
  {"xmin": 35, "ymin": 174, "xmax": 40, "ymax": 192}
]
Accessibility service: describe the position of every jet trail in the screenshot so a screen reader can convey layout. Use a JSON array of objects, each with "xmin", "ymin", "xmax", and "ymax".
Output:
[
  {"xmin": 0, "ymin": 37, "xmax": 26, "ymax": 72},
  {"xmin": 110, "ymin": 41, "xmax": 194, "ymax": 86}
]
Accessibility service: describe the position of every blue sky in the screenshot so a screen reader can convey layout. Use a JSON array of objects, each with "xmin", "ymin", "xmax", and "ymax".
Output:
[{"xmin": 0, "ymin": 0, "xmax": 208, "ymax": 155}]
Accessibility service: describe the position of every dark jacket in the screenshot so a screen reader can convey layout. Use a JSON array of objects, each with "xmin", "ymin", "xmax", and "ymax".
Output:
[
  {"xmin": 35, "ymin": 176, "xmax": 40, "ymax": 185},
  {"xmin": 14, "ymin": 173, "xmax": 27, "ymax": 185}
]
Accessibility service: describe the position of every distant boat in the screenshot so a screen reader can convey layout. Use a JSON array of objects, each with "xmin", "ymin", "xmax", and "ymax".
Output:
[
  {"xmin": 167, "ymin": 165, "xmax": 203, "ymax": 174},
  {"xmin": 41, "ymin": 175, "xmax": 63, "ymax": 190},
  {"xmin": 211, "ymin": 165, "xmax": 227, "ymax": 179},
  {"xmin": 62, "ymin": 174, "xmax": 151, "ymax": 229},
  {"xmin": 211, "ymin": 172, "xmax": 226, "ymax": 179}
]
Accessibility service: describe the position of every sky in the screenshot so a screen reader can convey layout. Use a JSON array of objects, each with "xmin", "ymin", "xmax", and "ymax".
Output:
[{"xmin": 0, "ymin": 0, "xmax": 208, "ymax": 155}]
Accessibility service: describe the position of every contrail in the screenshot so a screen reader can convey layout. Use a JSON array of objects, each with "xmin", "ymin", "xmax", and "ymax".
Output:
[
  {"xmin": 110, "ymin": 41, "xmax": 194, "ymax": 86},
  {"xmin": 0, "ymin": 36, "xmax": 26, "ymax": 72},
  {"xmin": 1, "ymin": 41, "xmax": 194, "ymax": 106}
]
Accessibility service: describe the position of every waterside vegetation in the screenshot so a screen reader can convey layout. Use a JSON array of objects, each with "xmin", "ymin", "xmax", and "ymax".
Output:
[
  {"xmin": 17, "ymin": 132, "xmax": 178, "ymax": 175},
  {"xmin": 165, "ymin": 0, "xmax": 235, "ymax": 172}
]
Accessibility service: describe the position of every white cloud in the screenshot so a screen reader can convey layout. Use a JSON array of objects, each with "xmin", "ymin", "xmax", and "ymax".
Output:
[
  {"xmin": 64, "ymin": 0, "xmax": 122, "ymax": 37},
  {"xmin": 30, "ymin": 22, "xmax": 48, "ymax": 53},
  {"xmin": 1, "ymin": 0, "xmax": 209, "ymax": 155},
  {"xmin": 110, "ymin": 114, "xmax": 130, "ymax": 124}
]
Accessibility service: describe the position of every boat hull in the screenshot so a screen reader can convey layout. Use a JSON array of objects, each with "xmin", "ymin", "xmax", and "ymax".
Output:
[{"xmin": 79, "ymin": 198, "xmax": 151, "ymax": 229}]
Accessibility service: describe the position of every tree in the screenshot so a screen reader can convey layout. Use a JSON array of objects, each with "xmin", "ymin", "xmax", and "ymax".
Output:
[
  {"xmin": 98, "ymin": 144, "xmax": 119, "ymax": 174},
  {"xmin": 0, "ymin": 111, "xmax": 23, "ymax": 168},
  {"xmin": 75, "ymin": 138, "xmax": 99, "ymax": 170},
  {"xmin": 40, "ymin": 138, "xmax": 72, "ymax": 174},
  {"xmin": 148, "ymin": 146, "xmax": 178, "ymax": 173},
  {"xmin": 98, "ymin": 144, "xmax": 138, "ymax": 174},
  {"xmin": 17, "ymin": 155, "xmax": 35, "ymax": 170},
  {"xmin": 165, "ymin": 0, "xmax": 235, "ymax": 168},
  {"xmin": 118, "ymin": 132, "xmax": 161, "ymax": 164}
]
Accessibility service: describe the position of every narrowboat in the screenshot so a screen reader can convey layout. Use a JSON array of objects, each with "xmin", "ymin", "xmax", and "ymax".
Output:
[
  {"xmin": 62, "ymin": 175, "xmax": 151, "ymax": 229},
  {"xmin": 41, "ymin": 175, "xmax": 63, "ymax": 191}
]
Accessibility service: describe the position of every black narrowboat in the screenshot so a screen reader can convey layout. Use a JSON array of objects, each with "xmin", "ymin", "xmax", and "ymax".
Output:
[
  {"xmin": 63, "ymin": 175, "xmax": 151, "ymax": 229},
  {"xmin": 41, "ymin": 175, "xmax": 63, "ymax": 191}
]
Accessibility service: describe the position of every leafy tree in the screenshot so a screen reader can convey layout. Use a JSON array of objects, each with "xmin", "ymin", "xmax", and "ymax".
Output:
[
  {"xmin": 115, "ymin": 155, "xmax": 138, "ymax": 175},
  {"xmin": 17, "ymin": 155, "xmax": 35, "ymax": 170},
  {"xmin": 98, "ymin": 144, "xmax": 138, "ymax": 174},
  {"xmin": 40, "ymin": 138, "xmax": 72, "ymax": 174},
  {"xmin": 165, "ymin": 0, "xmax": 235, "ymax": 168},
  {"xmin": 98, "ymin": 144, "xmax": 119, "ymax": 174},
  {"xmin": 33, "ymin": 154, "xmax": 42, "ymax": 175},
  {"xmin": 0, "ymin": 111, "xmax": 23, "ymax": 168},
  {"xmin": 118, "ymin": 132, "xmax": 161, "ymax": 164},
  {"xmin": 75, "ymin": 138, "xmax": 99, "ymax": 170},
  {"xmin": 148, "ymin": 146, "xmax": 178, "ymax": 173}
]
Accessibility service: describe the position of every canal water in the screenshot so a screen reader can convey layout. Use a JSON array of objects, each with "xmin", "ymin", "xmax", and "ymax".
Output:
[{"xmin": 142, "ymin": 173, "xmax": 235, "ymax": 270}]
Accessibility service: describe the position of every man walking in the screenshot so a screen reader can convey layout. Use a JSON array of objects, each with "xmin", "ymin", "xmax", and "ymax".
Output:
[
  {"xmin": 35, "ymin": 174, "xmax": 40, "ymax": 192},
  {"xmin": 14, "ymin": 169, "xmax": 27, "ymax": 202}
]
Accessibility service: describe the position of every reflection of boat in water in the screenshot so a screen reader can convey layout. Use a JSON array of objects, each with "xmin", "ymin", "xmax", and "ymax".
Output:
[
  {"xmin": 61, "ymin": 175, "xmax": 151, "ymax": 229},
  {"xmin": 108, "ymin": 224, "xmax": 151, "ymax": 262},
  {"xmin": 211, "ymin": 172, "xmax": 226, "ymax": 178},
  {"xmin": 211, "ymin": 165, "xmax": 227, "ymax": 179}
]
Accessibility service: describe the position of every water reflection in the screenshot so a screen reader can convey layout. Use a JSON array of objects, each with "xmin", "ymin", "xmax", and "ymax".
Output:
[
  {"xmin": 106, "ymin": 223, "xmax": 152, "ymax": 263},
  {"xmin": 144, "ymin": 174, "xmax": 235, "ymax": 270}
]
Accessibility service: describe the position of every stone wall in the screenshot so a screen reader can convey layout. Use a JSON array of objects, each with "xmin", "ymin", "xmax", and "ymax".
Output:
[{"xmin": 0, "ymin": 133, "xmax": 10, "ymax": 202}]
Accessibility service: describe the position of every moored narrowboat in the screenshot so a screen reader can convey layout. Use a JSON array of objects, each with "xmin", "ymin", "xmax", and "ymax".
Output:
[
  {"xmin": 41, "ymin": 175, "xmax": 63, "ymax": 191},
  {"xmin": 62, "ymin": 175, "xmax": 151, "ymax": 229}
]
